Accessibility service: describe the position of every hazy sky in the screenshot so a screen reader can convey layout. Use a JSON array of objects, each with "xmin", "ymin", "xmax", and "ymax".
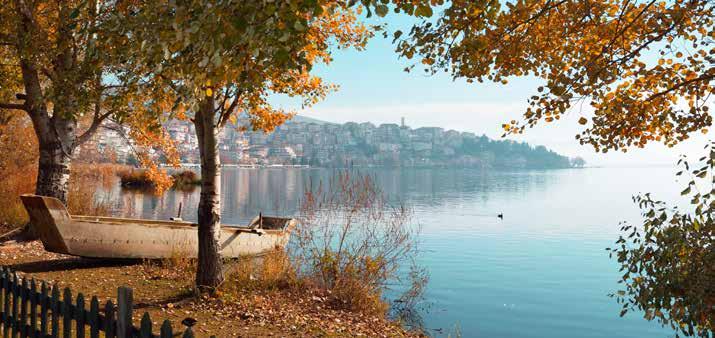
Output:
[{"xmin": 277, "ymin": 17, "xmax": 707, "ymax": 167}]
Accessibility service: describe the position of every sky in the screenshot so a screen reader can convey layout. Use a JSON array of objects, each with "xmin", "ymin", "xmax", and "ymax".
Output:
[{"xmin": 277, "ymin": 15, "xmax": 708, "ymax": 168}]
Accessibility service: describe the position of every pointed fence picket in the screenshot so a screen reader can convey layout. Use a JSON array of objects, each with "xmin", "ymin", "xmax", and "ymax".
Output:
[{"xmin": 0, "ymin": 267, "xmax": 213, "ymax": 338}]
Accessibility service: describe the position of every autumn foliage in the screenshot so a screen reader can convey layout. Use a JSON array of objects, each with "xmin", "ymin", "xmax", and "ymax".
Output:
[
  {"xmin": 0, "ymin": 113, "xmax": 38, "ymax": 227},
  {"xmin": 397, "ymin": 0, "xmax": 715, "ymax": 152},
  {"xmin": 610, "ymin": 145, "xmax": 715, "ymax": 337},
  {"xmin": 0, "ymin": 113, "xmax": 114, "ymax": 227}
]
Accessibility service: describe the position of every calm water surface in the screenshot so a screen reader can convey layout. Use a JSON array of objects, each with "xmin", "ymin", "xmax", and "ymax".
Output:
[{"xmin": 104, "ymin": 166, "xmax": 684, "ymax": 337}]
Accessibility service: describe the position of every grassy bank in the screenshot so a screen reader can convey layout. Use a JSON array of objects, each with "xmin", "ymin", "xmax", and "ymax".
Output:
[{"xmin": 0, "ymin": 241, "xmax": 421, "ymax": 337}]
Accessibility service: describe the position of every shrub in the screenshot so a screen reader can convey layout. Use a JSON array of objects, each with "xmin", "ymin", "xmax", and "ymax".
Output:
[
  {"xmin": 118, "ymin": 168, "xmax": 200, "ymax": 191},
  {"xmin": 171, "ymin": 170, "xmax": 201, "ymax": 190},
  {"xmin": 118, "ymin": 169, "xmax": 155, "ymax": 188},
  {"xmin": 610, "ymin": 144, "xmax": 715, "ymax": 337},
  {"xmin": 292, "ymin": 171, "xmax": 427, "ymax": 317},
  {"xmin": 228, "ymin": 250, "xmax": 297, "ymax": 292}
]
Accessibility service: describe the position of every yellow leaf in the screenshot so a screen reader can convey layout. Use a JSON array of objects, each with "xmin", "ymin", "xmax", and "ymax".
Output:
[{"xmin": 206, "ymin": 88, "xmax": 213, "ymax": 96}]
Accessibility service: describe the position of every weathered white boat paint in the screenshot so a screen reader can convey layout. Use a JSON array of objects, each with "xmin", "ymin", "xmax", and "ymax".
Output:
[{"xmin": 20, "ymin": 194, "xmax": 296, "ymax": 259}]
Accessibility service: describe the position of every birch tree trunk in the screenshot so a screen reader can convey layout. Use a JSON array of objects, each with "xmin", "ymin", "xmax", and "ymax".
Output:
[
  {"xmin": 34, "ymin": 105, "xmax": 77, "ymax": 203},
  {"xmin": 194, "ymin": 95, "xmax": 225, "ymax": 290},
  {"xmin": 35, "ymin": 123, "xmax": 75, "ymax": 203}
]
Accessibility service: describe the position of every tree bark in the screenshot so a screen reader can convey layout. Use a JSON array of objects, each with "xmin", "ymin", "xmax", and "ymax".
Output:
[
  {"xmin": 35, "ymin": 140, "xmax": 73, "ymax": 203},
  {"xmin": 14, "ymin": 0, "xmax": 78, "ymax": 205},
  {"xmin": 194, "ymin": 96, "xmax": 225, "ymax": 291}
]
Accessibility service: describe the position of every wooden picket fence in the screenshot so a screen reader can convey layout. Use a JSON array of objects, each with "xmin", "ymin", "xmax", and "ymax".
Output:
[{"xmin": 0, "ymin": 267, "xmax": 216, "ymax": 338}]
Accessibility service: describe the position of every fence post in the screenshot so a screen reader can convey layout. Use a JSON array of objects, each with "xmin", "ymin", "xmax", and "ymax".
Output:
[
  {"xmin": 76, "ymin": 294, "xmax": 85, "ymax": 338},
  {"xmin": 159, "ymin": 321, "xmax": 172, "ymax": 338},
  {"xmin": 39, "ymin": 282, "xmax": 47, "ymax": 337},
  {"xmin": 139, "ymin": 313, "xmax": 151, "ymax": 338},
  {"xmin": 11, "ymin": 273, "xmax": 18, "ymax": 338},
  {"xmin": 29, "ymin": 280, "xmax": 36, "ymax": 338},
  {"xmin": 3, "ymin": 269, "xmax": 9, "ymax": 338},
  {"xmin": 19, "ymin": 278, "xmax": 27, "ymax": 338},
  {"xmin": 88, "ymin": 297, "xmax": 99, "ymax": 338},
  {"xmin": 116, "ymin": 287, "xmax": 133, "ymax": 338},
  {"xmin": 103, "ymin": 301, "xmax": 115, "ymax": 338},
  {"xmin": 62, "ymin": 288, "xmax": 71, "ymax": 338}
]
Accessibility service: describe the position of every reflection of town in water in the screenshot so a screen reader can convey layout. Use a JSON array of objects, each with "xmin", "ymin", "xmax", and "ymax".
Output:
[{"xmin": 102, "ymin": 167, "xmax": 556, "ymax": 225}]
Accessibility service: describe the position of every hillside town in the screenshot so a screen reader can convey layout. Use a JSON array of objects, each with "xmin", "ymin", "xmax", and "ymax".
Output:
[{"xmin": 81, "ymin": 117, "xmax": 576, "ymax": 169}]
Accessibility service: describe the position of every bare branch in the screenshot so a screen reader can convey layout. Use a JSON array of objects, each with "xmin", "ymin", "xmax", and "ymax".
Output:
[
  {"xmin": 647, "ymin": 73, "xmax": 715, "ymax": 102},
  {"xmin": 217, "ymin": 89, "xmax": 243, "ymax": 128},
  {"xmin": 76, "ymin": 107, "xmax": 113, "ymax": 145},
  {"xmin": 0, "ymin": 102, "xmax": 26, "ymax": 110}
]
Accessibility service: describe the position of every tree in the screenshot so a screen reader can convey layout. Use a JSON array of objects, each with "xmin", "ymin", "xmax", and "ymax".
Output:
[
  {"xmin": 113, "ymin": 0, "xmax": 372, "ymax": 291},
  {"xmin": 0, "ymin": 1, "xmax": 140, "ymax": 203},
  {"xmin": 395, "ymin": 0, "xmax": 714, "ymax": 333},
  {"xmin": 396, "ymin": 0, "xmax": 714, "ymax": 153},
  {"xmin": 571, "ymin": 156, "xmax": 586, "ymax": 168},
  {"xmin": 610, "ymin": 145, "xmax": 714, "ymax": 337}
]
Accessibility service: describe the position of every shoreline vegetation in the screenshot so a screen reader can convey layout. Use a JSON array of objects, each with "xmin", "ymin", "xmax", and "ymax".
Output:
[
  {"xmin": 0, "ymin": 132, "xmax": 427, "ymax": 337},
  {"xmin": 0, "ymin": 241, "xmax": 420, "ymax": 337},
  {"xmin": 119, "ymin": 168, "xmax": 202, "ymax": 191}
]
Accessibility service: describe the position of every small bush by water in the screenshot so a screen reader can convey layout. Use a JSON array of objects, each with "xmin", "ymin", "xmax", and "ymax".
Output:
[
  {"xmin": 292, "ymin": 171, "xmax": 428, "ymax": 320},
  {"xmin": 118, "ymin": 169, "xmax": 201, "ymax": 191},
  {"xmin": 171, "ymin": 170, "xmax": 201, "ymax": 189}
]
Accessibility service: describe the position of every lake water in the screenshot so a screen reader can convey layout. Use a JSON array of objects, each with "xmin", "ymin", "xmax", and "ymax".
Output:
[{"xmin": 105, "ymin": 166, "xmax": 684, "ymax": 337}]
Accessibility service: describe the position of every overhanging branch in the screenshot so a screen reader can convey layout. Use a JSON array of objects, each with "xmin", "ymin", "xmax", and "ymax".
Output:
[{"xmin": 0, "ymin": 102, "xmax": 26, "ymax": 110}]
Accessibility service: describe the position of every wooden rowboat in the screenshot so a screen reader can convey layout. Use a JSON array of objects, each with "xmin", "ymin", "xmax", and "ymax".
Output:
[{"xmin": 20, "ymin": 194, "xmax": 296, "ymax": 259}]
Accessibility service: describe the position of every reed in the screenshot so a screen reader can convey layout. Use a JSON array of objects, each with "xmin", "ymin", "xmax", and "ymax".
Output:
[
  {"xmin": 0, "ymin": 114, "xmax": 38, "ymax": 228},
  {"xmin": 291, "ymin": 170, "xmax": 428, "ymax": 318}
]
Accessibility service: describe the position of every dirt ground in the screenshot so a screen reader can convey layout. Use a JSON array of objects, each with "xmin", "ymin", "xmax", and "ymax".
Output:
[{"xmin": 0, "ymin": 239, "xmax": 420, "ymax": 338}]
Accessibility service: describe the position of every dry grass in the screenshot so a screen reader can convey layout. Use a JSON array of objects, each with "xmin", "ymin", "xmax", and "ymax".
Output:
[
  {"xmin": 0, "ymin": 242, "xmax": 419, "ymax": 337},
  {"xmin": 67, "ymin": 163, "xmax": 126, "ymax": 216},
  {"xmin": 292, "ymin": 171, "xmax": 428, "ymax": 320},
  {"xmin": 228, "ymin": 250, "xmax": 298, "ymax": 292},
  {"xmin": 0, "ymin": 111, "xmax": 126, "ymax": 228},
  {"xmin": 0, "ymin": 169, "xmax": 36, "ymax": 229},
  {"xmin": 139, "ymin": 250, "xmax": 196, "ymax": 282},
  {"xmin": 0, "ymin": 113, "xmax": 38, "ymax": 229}
]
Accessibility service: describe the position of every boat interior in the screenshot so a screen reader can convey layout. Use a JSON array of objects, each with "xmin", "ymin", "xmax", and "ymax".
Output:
[
  {"xmin": 21, "ymin": 194, "xmax": 294, "ymax": 233},
  {"xmin": 71, "ymin": 215, "xmax": 292, "ymax": 232}
]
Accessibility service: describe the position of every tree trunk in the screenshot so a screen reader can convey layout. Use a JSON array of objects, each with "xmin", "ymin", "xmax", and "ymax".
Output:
[
  {"xmin": 33, "ymin": 112, "xmax": 77, "ymax": 202},
  {"xmin": 24, "ymin": 116, "xmax": 77, "ymax": 238},
  {"xmin": 35, "ymin": 139, "xmax": 73, "ymax": 203},
  {"xmin": 194, "ymin": 96, "xmax": 224, "ymax": 291}
]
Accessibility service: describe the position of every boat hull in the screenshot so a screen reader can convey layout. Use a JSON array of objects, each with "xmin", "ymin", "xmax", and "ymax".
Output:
[{"xmin": 20, "ymin": 194, "xmax": 295, "ymax": 259}]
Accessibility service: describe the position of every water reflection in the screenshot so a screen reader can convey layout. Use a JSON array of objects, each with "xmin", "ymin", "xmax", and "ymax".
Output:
[
  {"xmin": 98, "ymin": 166, "xmax": 681, "ymax": 337},
  {"xmin": 102, "ymin": 168, "xmax": 557, "ymax": 225}
]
